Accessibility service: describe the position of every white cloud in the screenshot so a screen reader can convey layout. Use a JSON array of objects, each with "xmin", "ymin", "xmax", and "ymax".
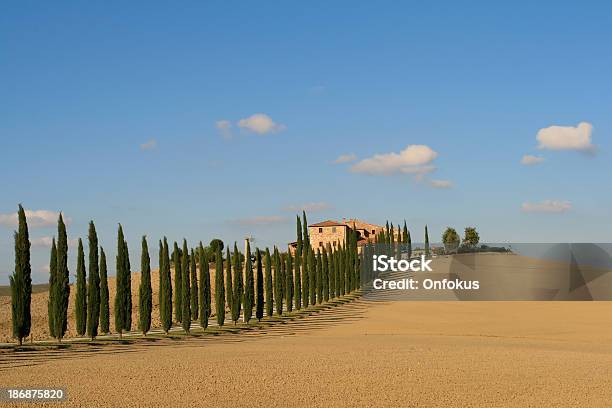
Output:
[
  {"xmin": 282, "ymin": 202, "xmax": 333, "ymax": 213},
  {"xmin": 231, "ymin": 215, "xmax": 287, "ymax": 226},
  {"xmin": 333, "ymin": 153, "xmax": 357, "ymax": 164},
  {"xmin": 0, "ymin": 210, "xmax": 68, "ymax": 228},
  {"xmin": 140, "ymin": 139, "xmax": 157, "ymax": 151},
  {"xmin": 521, "ymin": 200, "xmax": 572, "ymax": 213},
  {"xmin": 350, "ymin": 144, "xmax": 438, "ymax": 176},
  {"xmin": 216, "ymin": 120, "xmax": 233, "ymax": 139},
  {"xmin": 537, "ymin": 122, "xmax": 595, "ymax": 152},
  {"xmin": 429, "ymin": 179, "xmax": 453, "ymax": 189},
  {"xmin": 521, "ymin": 155, "xmax": 545, "ymax": 165},
  {"xmin": 31, "ymin": 236, "xmax": 79, "ymax": 248},
  {"xmin": 237, "ymin": 113, "xmax": 286, "ymax": 135}
]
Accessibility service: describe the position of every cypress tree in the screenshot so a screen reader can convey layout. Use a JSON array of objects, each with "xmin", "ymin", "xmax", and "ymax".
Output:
[
  {"xmin": 214, "ymin": 244, "xmax": 225, "ymax": 326},
  {"xmin": 114, "ymin": 225, "xmax": 126, "ymax": 337},
  {"xmin": 296, "ymin": 215, "xmax": 303, "ymax": 256},
  {"xmin": 273, "ymin": 247, "xmax": 282, "ymax": 315},
  {"xmin": 402, "ymin": 221, "xmax": 409, "ymax": 244},
  {"xmin": 99, "ymin": 247, "xmax": 110, "ymax": 334},
  {"xmin": 233, "ymin": 244, "xmax": 243, "ymax": 323},
  {"xmin": 407, "ymin": 230, "xmax": 412, "ymax": 259},
  {"xmin": 264, "ymin": 248, "xmax": 273, "ymax": 317},
  {"xmin": 226, "ymin": 247, "xmax": 234, "ymax": 320},
  {"xmin": 173, "ymin": 242, "xmax": 182, "ymax": 323},
  {"xmin": 75, "ymin": 238, "xmax": 87, "ymax": 336},
  {"xmin": 10, "ymin": 205, "xmax": 31, "ymax": 345},
  {"xmin": 256, "ymin": 249, "xmax": 264, "ymax": 322},
  {"xmin": 160, "ymin": 238, "xmax": 173, "ymax": 333},
  {"xmin": 48, "ymin": 238, "xmax": 57, "ymax": 338},
  {"xmin": 198, "ymin": 243, "xmax": 210, "ymax": 329},
  {"xmin": 138, "ymin": 236, "xmax": 152, "ymax": 335},
  {"xmin": 181, "ymin": 240, "xmax": 191, "ymax": 333},
  {"xmin": 53, "ymin": 213, "xmax": 70, "ymax": 341},
  {"xmin": 190, "ymin": 249, "xmax": 198, "ymax": 320},
  {"xmin": 87, "ymin": 221, "xmax": 100, "ymax": 340},
  {"xmin": 322, "ymin": 247, "xmax": 329, "ymax": 301},
  {"xmin": 309, "ymin": 248, "xmax": 316, "ymax": 305},
  {"xmin": 317, "ymin": 249, "xmax": 323, "ymax": 303},
  {"xmin": 244, "ymin": 240, "xmax": 254, "ymax": 323},
  {"xmin": 294, "ymin": 247, "xmax": 302, "ymax": 310},
  {"xmin": 280, "ymin": 253, "xmax": 286, "ymax": 306},
  {"xmin": 124, "ymin": 239, "xmax": 132, "ymax": 332},
  {"xmin": 302, "ymin": 246, "xmax": 309, "ymax": 308},
  {"xmin": 425, "ymin": 225, "xmax": 430, "ymax": 258},
  {"xmin": 285, "ymin": 251, "xmax": 294, "ymax": 312}
]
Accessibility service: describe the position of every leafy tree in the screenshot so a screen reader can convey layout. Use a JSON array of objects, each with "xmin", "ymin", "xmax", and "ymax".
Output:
[
  {"xmin": 87, "ymin": 221, "xmax": 100, "ymax": 340},
  {"xmin": 190, "ymin": 249, "xmax": 198, "ymax": 321},
  {"xmin": 244, "ymin": 240, "xmax": 254, "ymax": 323},
  {"xmin": 424, "ymin": 225, "xmax": 430, "ymax": 258},
  {"xmin": 10, "ymin": 205, "xmax": 31, "ymax": 345},
  {"xmin": 75, "ymin": 238, "xmax": 87, "ymax": 336},
  {"xmin": 264, "ymin": 248, "xmax": 273, "ymax": 317},
  {"xmin": 214, "ymin": 244, "xmax": 225, "ymax": 326},
  {"xmin": 463, "ymin": 227, "xmax": 480, "ymax": 248},
  {"xmin": 48, "ymin": 238, "xmax": 57, "ymax": 338},
  {"xmin": 181, "ymin": 240, "xmax": 191, "ymax": 333},
  {"xmin": 442, "ymin": 227, "xmax": 460, "ymax": 253},
  {"xmin": 160, "ymin": 238, "xmax": 173, "ymax": 334},
  {"xmin": 255, "ymin": 249, "xmax": 264, "ymax": 322},
  {"xmin": 210, "ymin": 238, "xmax": 224, "ymax": 254},
  {"xmin": 99, "ymin": 247, "xmax": 110, "ymax": 334},
  {"xmin": 226, "ymin": 247, "xmax": 234, "ymax": 320},
  {"xmin": 273, "ymin": 247, "xmax": 283, "ymax": 315},
  {"xmin": 53, "ymin": 213, "xmax": 70, "ymax": 341},
  {"xmin": 139, "ymin": 236, "xmax": 152, "ymax": 335},
  {"xmin": 285, "ymin": 251, "xmax": 293, "ymax": 312},
  {"xmin": 198, "ymin": 243, "xmax": 210, "ymax": 329},
  {"xmin": 173, "ymin": 242, "xmax": 182, "ymax": 323}
]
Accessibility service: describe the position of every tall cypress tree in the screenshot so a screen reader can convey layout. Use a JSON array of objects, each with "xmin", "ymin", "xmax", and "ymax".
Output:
[
  {"xmin": 160, "ymin": 238, "xmax": 173, "ymax": 334},
  {"xmin": 48, "ymin": 238, "xmax": 57, "ymax": 338},
  {"xmin": 425, "ymin": 225, "xmax": 430, "ymax": 258},
  {"xmin": 139, "ymin": 236, "xmax": 152, "ymax": 335},
  {"xmin": 294, "ymin": 246, "xmax": 302, "ymax": 310},
  {"xmin": 214, "ymin": 244, "xmax": 225, "ymax": 326},
  {"xmin": 296, "ymin": 215, "xmax": 303, "ymax": 257},
  {"xmin": 75, "ymin": 238, "xmax": 87, "ymax": 336},
  {"xmin": 10, "ymin": 205, "xmax": 31, "ymax": 345},
  {"xmin": 244, "ymin": 240, "xmax": 254, "ymax": 323},
  {"xmin": 322, "ymin": 247, "xmax": 329, "ymax": 301},
  {"xmin": 190, "ymin": 249, "xmax": 198, "ymax": 321},
  {"xmin": 173, "ymin": 242, "xmax": 182, "ymax": 323},
  {"xmin": 402, "ymin": 221, "xmax": 409, "ymax": 244},
  {"xmin": 226, "ymin": 246, "xmax": 234, "ymax": 320},
  {"xmin": 114, "ymin": 225, "xmax": 126, "ymax": 337},
  {"xmin": 87, "ymin": 221, "xmax": 100, "ymax": 340},
  {"xmin": 181, "ymin": 240, "xmax": 191, "ymax": 333},
  {"xmin": 53, "ymin": 213, "xmax": 70, "ymax": 341},
  {"xmin": 233, "ymin": 244, "xmax": 243, "ymax": 323},
  {"xmin": 309, "ymin": 248, "xmax": 316, "ymax": 305},
  {"xmin": 255, "ymin": 249, "xmax": 264, "ymax": 322},
  {"xmin": 199, "ymin": 243, "xmax": 210, "ymax": 329},
  {"xmin": 302, "ymin": 246, "xmax": 309, "ymax": 308},
  {"xmin": 124, "ymin": 239, "xmax": 132, "ymax": 332},
  {"xmin": 273, "ymin": 247, "xmax": 282, "ymax": 315},
  {"xmin": 407, "ymin": 229, "xmax": 412, "ymax": 259},
  {"xmin": 326, "ymin": 243, "xmax": 334, "ymax": 299},
  {"xmin": 316, "ymin": 249, "xmax": 323, "ymax": 304},
  {"xmin": 285, "ymin": 251, "xmax": 294, "ymax": 312},
  {"xmin": 264, "ymin": 248, "xmax": 273, "ymax": 317},
  {"xmin": 99, "ymin": 247, "xmax": 109, "ymax": 334}
]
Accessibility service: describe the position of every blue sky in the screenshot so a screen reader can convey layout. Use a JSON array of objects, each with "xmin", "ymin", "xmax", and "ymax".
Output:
[{"xmin": 1, "ymin": 1, "xmax": 611, "ymax": 283}]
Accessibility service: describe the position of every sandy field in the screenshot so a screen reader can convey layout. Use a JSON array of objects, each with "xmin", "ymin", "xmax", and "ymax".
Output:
[{"xmin": 1, "ymin": 299, "xmax": 611, "ymax": 407}]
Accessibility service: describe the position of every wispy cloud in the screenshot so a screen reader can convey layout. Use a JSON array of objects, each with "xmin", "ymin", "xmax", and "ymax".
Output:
[
  {"xmin": 0, "ymin": 209, "xmax": 68, "ymax": 228},
  {"xmin": 521, "ymin": 155, "xmax": 545, "ymax": 165},
  {"xmin": 237, "ymin": 113, "xmax": 286, "ymax": 135},
  {"xmin": 521, "ymin": 200, "xmax": 572, "ymax": 213},
  {"xmin": 333, "ymin": 153, "xmax": 357, "ymax": 164},
  {"xmin": 216, "ymin": 120, "xmax": 233, "ymax": 139},
  {"xmin": 429, "ymin": 179, "xmax": 453, "ymax": 189},
  {"xmin": 230, "ymin": 215, "xmax": 288, "ymax": 226},
  {"xmin": 350, "ymin": 145, "xmax": 438, "ymax": 177},
  {"xmin": 537, "ymin": 122, "xmax": 595, "ymax": 153},
  {"xmin": 282, "ymin": 202, "xmax": 333, "ymax": 213},
  {"xmin": 31, "ymin": 236, "xmax": 79, "ymax": 248},
  {"xmin": 140, "ymin": 139, "xmax": 157, "ymax": 151}
]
